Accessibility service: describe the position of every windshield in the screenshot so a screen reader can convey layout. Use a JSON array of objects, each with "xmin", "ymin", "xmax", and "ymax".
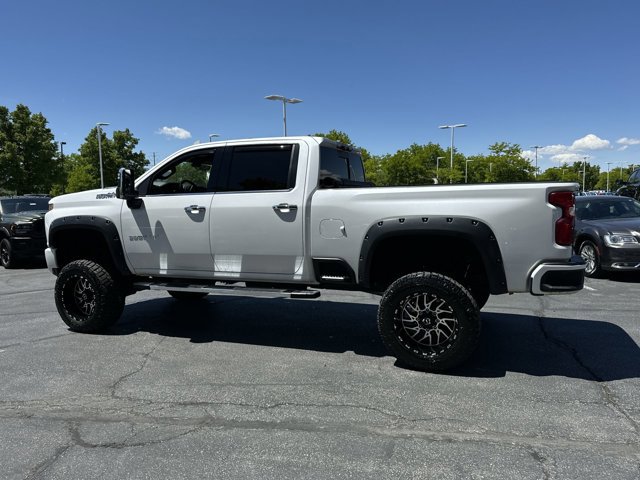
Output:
[
  {"xmin": 576, "ymin": 198, "xmax": 640, "ymax": 220},
  {"xmin": 0, "ymin": 198, "xmax": 50, "ymax": 214}
]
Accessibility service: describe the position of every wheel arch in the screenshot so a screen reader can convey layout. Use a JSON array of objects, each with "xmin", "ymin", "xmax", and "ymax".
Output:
[
  {"xmin": 48, "ymin": 216, "xmax": 130, "ymax": 276},
  {"xmin": 358, "ymin": 215, "xmax": 507, "ymax": 295},
  {"xmin": 574, "ymin": 229, "xmax": 603, "ymax": 252}
]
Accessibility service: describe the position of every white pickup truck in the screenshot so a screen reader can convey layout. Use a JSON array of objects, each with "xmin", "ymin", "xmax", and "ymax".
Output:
[{"xmin": 44, "ymin": 136, "xmax": 585, "ymax": 371}]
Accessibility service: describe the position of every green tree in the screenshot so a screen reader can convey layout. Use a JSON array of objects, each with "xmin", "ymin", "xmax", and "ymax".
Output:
[
  {"xmin": 383, "ymin": 143, "xmax": 446, "ymax": 186},
  {"xmin": 67, "ymin": 128, "xmax": 148, "ymax": 192},
  {"xmin": 539, "ymin": 164, "xmax": 578, "ymax": 182},
  {"xmin": 363, "ymin": 154, "xmax": 388, "ymax": 186},
  {"xmin": 0, "ymin": 104, "xmax": 60, "ymax": 194},
  {"xmin": 482, "ymin": 142, "xmax": 535, "ymax": 182},
  {"xmin": 313, "ymin": 129, "xmax": 352, "ymax": 145},
  {"xmin": 564, "ymin": 161, "xmax": 600, "ymax": 191}
]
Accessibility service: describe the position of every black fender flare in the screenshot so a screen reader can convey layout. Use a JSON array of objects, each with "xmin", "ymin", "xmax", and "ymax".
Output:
[
  {"xmin": 358, "ymin": 215, "xmax": 508, "ymax": 294},
  {"xmin": 48, "ymin": 216, "xmax": 131, "ymax": 276}
]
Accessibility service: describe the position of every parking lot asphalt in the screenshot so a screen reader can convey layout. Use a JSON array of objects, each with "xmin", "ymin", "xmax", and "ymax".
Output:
[{"xmin": 1, "ymin": 267, "xmax": 639, "ymax": 479}]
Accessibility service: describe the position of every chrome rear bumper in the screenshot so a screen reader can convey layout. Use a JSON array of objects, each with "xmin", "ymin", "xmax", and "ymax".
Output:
[{"xmin": 530, "ymin": 255, "xmax": 586, "ymax": 295}]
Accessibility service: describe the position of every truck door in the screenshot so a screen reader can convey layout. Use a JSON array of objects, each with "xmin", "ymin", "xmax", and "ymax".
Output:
[
  {"xmin": 210, "ymin": 141, "xmax": 307, "ymax": 277},
  {"xmin": 120, "ymin": 148, "xmax": 218, "ymax": 275}
]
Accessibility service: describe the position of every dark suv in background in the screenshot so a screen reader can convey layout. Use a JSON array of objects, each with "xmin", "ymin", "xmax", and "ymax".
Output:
[
  {"xmin": 0, "ymin": 195, "xmax": 50, "ymax": 268},
  {"xmin": 616, "ymin": 168, "xmax": 640, "ymax": 200}
]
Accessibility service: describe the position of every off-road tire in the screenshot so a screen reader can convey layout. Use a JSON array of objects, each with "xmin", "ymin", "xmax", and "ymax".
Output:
[
  {"xmin": 378, "ymin": 272, "xmax": 481, "ymax": 372},
  {"xmin": 579, "ymin": 240, "xmax": 604, "ymax": 278},
  {"xmin": 55, "ymin": 260, "xmax": 125, "ymax": 333},
  {"xmin": 168, "ymin": 290, "xmax": 208, "ymax": 300},
  {"xmin": 0, "ymin": 238, "xmax": 16, "ymax": 269}
]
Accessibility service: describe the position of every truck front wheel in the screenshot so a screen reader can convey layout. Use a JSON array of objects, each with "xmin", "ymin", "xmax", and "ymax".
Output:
[
  {"xmin": 55, "ymin": 260, "xmax": 125, "ymax": 333},
  {"xmin": 378, "ymin": 272, "xmax": 481, "ymax": 372}
]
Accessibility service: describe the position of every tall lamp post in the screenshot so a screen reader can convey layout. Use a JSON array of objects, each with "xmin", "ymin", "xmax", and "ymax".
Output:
[
  {"xmin": 439, "ymin": 124, "xmax": 466, "ymax": 183},
  {"xmin": 265, "ymin": 95, "xmax": 303, "ymax": 136},
  {"xmin": 208, "ymin": 133, "xmax": 219, "ymax": 142},
  {"xmin": 465, "ymin": 159, "xmax": 474, "ymax": 183},
  {"xmin": 59, "ymin": 141, "xmax": 66, "ymax": 194},
  {"xmin": 96, "ymin": 122, "xmax": 110, "ymax": 189},
  {"xmin": 436, "ymin": 156, "xmax": 445, "ymax": 183},
  {"xmin": 606, "ymin": 162, "xmax": 612, "ymax": 192},
  {"xmin": 530, "ymin": 145, "xmax": 541, "ymax": 178}
]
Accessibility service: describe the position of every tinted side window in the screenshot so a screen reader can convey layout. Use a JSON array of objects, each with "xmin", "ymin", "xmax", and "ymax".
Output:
[
  {"xmin": 319, "ymin": 147, "xmax": 366, "ymax": 187},
  {"xmin": 226, "ymin": 144, "xmax": 296, "ymax": 191},
  {"xmin": 320, "ymin": 152, "xmax": 349, "ymax": 186},
  {"xmin": 349, "ymin": 157, "xmax": 365, "ymax": 182},
  {"xmin": 149, "ymin": 151, "xmax": 215, "ymax": 195}
]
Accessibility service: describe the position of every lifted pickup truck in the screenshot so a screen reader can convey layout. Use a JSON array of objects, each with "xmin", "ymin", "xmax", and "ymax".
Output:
[{"xmin": 44, "ymin": 136, "xmax": 585, "ymax": 371}]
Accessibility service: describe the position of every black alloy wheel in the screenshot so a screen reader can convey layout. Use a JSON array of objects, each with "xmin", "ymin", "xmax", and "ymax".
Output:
[
  {"xmin": 55, "ymin": 259, "xmax": 125, "ymax": 332},
  {"xmin": 378, "ymin": 272, "xmax": 481, "ymax": 372}
]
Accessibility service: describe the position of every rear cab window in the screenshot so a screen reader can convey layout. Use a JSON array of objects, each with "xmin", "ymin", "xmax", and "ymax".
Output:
[{"xmin": 319, "ymin": 146, "xmax": 368, "ymax": 188}]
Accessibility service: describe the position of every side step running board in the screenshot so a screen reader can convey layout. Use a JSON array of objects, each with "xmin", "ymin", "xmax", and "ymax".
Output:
[{"xmin": 133, "ymin": 281, "xmax": 321, "ymax": 299}]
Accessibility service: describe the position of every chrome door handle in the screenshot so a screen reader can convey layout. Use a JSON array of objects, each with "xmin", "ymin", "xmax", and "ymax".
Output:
[
  {"xmin": 273, "ymin": 203, "xmax": 298, "ymax": 213},
  {"xmin": 185, "ymin": 205, "xmax": 206, "ymax": 214}
]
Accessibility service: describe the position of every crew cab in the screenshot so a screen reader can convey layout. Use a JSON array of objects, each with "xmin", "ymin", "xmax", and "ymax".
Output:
[{"xmin": 44, "ymin": 136, "xmax": 585, "ymax": 371}]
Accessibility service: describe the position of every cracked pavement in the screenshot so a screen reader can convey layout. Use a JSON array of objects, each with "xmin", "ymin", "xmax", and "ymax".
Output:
[{"xmin": 1, "ymin": 268, "xmax": 639, "ymax": 479}]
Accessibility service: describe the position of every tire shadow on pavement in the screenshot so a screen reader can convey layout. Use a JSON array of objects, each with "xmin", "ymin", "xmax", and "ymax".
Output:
[
  {"xmin": 113, "ymin": 295, "xmax": 386, "ymax": 358},
  {"xmin": 108, "ymin": 296, "xmax": 640, "ymax": 380},
  {"xmin": 452, "ymin": 312, "xmax": 640, "ymax": 381}
]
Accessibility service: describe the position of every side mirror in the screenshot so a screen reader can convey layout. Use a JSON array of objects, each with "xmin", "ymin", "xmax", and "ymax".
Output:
[
  {"xmin": 116, "ymin": 168, "xmax": 142, "ymax": 208},
  {"xmin": 116, "ymin": 168, "xmax": 136, "ymax": 199}
]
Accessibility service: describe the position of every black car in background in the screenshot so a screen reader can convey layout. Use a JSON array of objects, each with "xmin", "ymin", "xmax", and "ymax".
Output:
[
  {"xmin": 574, "ymin": 196, "xmax": 640, "ymax": 277},
  {"xmin": 616, "ymin": 168, "xmax": 640, "ymax": 200},
  {"xmin": 0, "ymin": 196, "xmax": 50, "ymax": 268}
]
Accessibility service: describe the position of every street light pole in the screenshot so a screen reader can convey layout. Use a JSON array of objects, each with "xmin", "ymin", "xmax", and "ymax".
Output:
[
  {"xmin": 208, "ymin": 133, "xmax": 219, "ymax": 142},
  {"xmin": 436, "ymin": 156, "xmax": 445, "ymax": 183},
  {"xmin": 530, "ymin": 145, "xmax": 541, "ymax": 178},
  {"xmin": 265, "ymin": 95, "xmax": 303, "ymax": 136},
  {"xmin": 96, "ymin": 122, "xmax": 110, "ymax": 189},
  {"xmin": 59, "ymin": 141, "xmax": 66, "ymax": 194},
  {"xmin": 439, "ymin": 124, "xmax": 467, "ymax": 184},
  {"xmin": 606, "ymin": 162, "xmax": 612, "ymax": 192}
]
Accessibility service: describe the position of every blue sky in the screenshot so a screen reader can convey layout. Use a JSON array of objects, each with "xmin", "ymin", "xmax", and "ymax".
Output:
[{"xmin": 1, "ymin": 0, "xmax": 639, "ymax": 172}]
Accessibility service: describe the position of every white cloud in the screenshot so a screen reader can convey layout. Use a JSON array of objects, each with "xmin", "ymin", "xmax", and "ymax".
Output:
[
  {"xmin": 570, "ymin": 134, "xmax": 610, "ymax": 151},
  {"xmin": 521, "ymin": 149, "xmax": 535, "ymax": 161},
  {"xmin": 551, "ymin": 153, "xmax": 586, "ymax": 164},
  {"xmin": 618, "ymin": 145, "xmax": 629, "ymax": 152},
  {"xmin": 156, "ymin": 126, "xmax": 192, "ymax": 140},
  {"xmin": 540, "ymin": 144, "xmax": 570, "ymax": 155},
  {"xmin": 617, "ymin": 137, "xmax": 640, "ymax": 146}
]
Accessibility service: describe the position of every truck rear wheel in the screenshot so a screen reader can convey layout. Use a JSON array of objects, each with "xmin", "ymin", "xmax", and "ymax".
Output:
[
  {"xmin": 378, "ymin": 272, "xmax": 480, "ymax": 372},
  {"xmin": 55, "ymin": 260, "xmax": 125, "ymax": 333}
]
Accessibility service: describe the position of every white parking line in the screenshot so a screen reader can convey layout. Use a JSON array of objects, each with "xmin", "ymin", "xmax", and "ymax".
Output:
[{"xmin": 583, "ymin": 285, "xmax": 597, "ymax": 291}]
